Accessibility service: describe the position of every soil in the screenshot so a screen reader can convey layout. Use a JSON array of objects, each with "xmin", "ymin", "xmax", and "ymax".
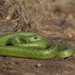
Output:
[{"xmin": 0, "ymin": 0, "xmax": 75, "ymax": 75}]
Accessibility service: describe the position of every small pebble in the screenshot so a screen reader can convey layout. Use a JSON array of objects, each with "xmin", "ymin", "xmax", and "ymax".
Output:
[
  {"xmin": 67, "ymin": 33, "xmax": 73, "ymax": 38},
  {"xmin": 36, "ymin": 63, "xmax": 41, "ymax": 67}
]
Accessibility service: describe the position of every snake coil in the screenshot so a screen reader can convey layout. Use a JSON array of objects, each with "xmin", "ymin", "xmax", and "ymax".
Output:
[{"xmin": 0, "ymin": 32, "xmax": 74, "ymax": 59}]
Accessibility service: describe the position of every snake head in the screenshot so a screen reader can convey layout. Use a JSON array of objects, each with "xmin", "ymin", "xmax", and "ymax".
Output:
[{"xmin": 23, "ymin": 35, "xmax": 41, "ymax": 43}]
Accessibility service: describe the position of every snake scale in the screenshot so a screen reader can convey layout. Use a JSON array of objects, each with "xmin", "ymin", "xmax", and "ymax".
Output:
[{"xmin": 0, "ymin": 32, "xmax": 74, "ymax": 59}]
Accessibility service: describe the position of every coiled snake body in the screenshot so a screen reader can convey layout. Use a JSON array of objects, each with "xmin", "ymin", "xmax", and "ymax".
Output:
[{"xmin": 0, "ymin": 32, "xmax": 74, "ymax": 59}]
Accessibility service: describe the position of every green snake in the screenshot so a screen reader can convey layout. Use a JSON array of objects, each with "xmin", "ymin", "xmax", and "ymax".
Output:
[{"xmin": 0, "ymin": 32, "xmax": 74, "ymax": 59}]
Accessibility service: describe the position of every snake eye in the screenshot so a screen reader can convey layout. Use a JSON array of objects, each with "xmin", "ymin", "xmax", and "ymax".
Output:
[
  {"xmin": 34, "ymin": 36, "xmax": 41, "ymax": 40},
  {"xmin": 34, "ymin": 37, "xmax": 37, "ymax": 39}
]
